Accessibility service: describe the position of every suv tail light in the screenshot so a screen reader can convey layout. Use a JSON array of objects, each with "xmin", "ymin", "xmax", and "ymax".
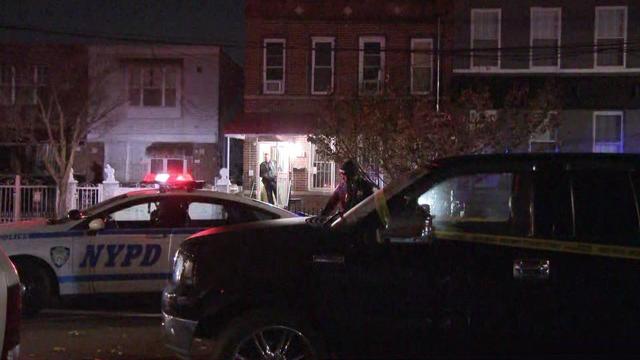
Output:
[{"xmin": 2, "ymin": 283, "xmax": 20, "ymax": 360}]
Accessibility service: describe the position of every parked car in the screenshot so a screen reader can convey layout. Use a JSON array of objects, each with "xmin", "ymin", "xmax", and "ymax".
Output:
[
  {"xmin": 163, "ymin": 153, "xmax": 640, "ymax": 359},
  {"xmin": 0, "ymin": 247, "xmax": 20, "ymax": 359},
  {"xmin": 0, "ymin": 183, "xmax": 296, "ymax": 315}
]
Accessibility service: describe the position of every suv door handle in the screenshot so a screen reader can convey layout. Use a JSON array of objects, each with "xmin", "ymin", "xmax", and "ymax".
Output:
[
  {"xmin": 313, "ymin": 254, "xmax": 345, "ymax": 265},
  {"xmin": 513, "ymin": 259, "xmax": 550, "ymax": 280}
]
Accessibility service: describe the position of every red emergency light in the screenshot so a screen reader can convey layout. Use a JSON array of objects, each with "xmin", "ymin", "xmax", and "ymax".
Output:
[{"xmin": 141, "ymin": 172, "xmax": 203, "ymax": 190}]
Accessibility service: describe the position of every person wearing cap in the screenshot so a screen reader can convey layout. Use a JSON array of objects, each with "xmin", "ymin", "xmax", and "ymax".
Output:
[
  {"xmin": 321, "ymin": 159, "xmax": 374, "ymax": 216},
  {"xmin": 259, "ymin": 152, "xmax": 278, "ymax": 205}
]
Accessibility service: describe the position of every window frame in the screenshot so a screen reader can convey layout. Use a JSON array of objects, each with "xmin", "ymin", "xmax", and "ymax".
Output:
[
  {"xmin": 594, "ymin": 6, "xmax": 627, "ymax": 68},
  {"xmin": 149, "ymin": 158, "xmax": 188, "ymax": 174},
  {"xmin": 358, "ymin": 36, "xmax": 385, "ymax": 95},
  {"xmin": 529, "ymin": 7, "xmax": 562, "ymax": 69},
  {"xmin": 0, "ymin": 64, "xmax": 15, "ymax": 105},
  {"xmin": 593, "ymin": 111, "xmax": 624, "ymax": 153},
  {"xmin": 263, "ymin": 38, "xmax": 286, "ymax": 95},
  {"xmin": 311, "ymin": 37, "xmax": 335, "ymax": 95},
  {"xmin": 410, "ymin": 38, "xmax": 434, "ymax": 95},
  {"xmin": 308, "ymin": 144, "xmax": 336, "ymax": 192},
  {"xmin": 470, "ymin": 8, "xmax": 502, "ymax": 70}
]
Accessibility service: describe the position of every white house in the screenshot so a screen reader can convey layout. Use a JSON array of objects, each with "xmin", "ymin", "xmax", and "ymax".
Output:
[{"xmin": 82, "ymin": 44, "xmax": 241, "ymax": 184}]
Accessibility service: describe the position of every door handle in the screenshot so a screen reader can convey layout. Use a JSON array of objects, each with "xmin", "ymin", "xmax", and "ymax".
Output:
[
  {"xmin": 312, "ymin": 254, "xmax": 345, "ymax": 265},
  {"xmin": 513, "ymin": 259, "xmax": 550, "ymax": 280}
]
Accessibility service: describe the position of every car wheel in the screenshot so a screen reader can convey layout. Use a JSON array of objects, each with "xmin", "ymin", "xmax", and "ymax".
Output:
[
  {"xmin": 15, "ymin": 261, "xmax": 53, "ymax": 316},
  {"xmin": 211, "ymin": 309, "xmax": 326, "ymax": 360}
]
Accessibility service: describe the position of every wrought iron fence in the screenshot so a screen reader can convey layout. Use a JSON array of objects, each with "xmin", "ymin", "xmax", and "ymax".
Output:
[
  {"xmin": 0, "ymin": 184, "xmax": 57, "ymax": 223},
  {"xmin": 76, "ymin": 184, "xmax": 103, "ymax": 210}
]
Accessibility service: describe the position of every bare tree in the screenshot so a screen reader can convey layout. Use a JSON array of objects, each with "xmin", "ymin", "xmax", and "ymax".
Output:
[
  {"xmin": 308, "ymin": 80, "xmax": 562, "ymax": 185},
  {"xmin": 36, "ymin": 56, "xmax": 123, "ymax": 216}
]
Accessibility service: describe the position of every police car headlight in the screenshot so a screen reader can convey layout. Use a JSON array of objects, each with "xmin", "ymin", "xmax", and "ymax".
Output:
[{"xmin": 172, "ymin": 250, "xmax": 195, "ymax": 286}]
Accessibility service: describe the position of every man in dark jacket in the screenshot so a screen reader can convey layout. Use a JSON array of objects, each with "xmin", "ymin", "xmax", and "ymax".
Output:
[
  {"xmin": 321, "ymin": 159, "xmax": 374, "ymax": 216},
  {"xmin": 259, "ymin": 152, "xmax": 277, "ymax": 204}
]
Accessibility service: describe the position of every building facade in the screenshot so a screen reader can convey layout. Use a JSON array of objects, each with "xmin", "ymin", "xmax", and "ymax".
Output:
[
  {"xmin": 86, "ymin": 44, "xmax": 242, "ymax": 184},
  {"xmin": 228, "ymin": 0, "xmax": 447, "ymax": 209},
  {"xmin": 452, "ymin": 0, "xmax": 640, "ymax": 153},
  {"xmin": 0, "ymin": 44, "xmax": 88, "ymax": 180}
]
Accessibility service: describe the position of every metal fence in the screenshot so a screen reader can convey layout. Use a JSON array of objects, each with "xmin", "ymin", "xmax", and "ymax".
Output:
[
  {"xmin": 0, "ymin": 184, "xmax": 57, "ymax": 223},
  {"xmin": 76, "ymin": 184, "xmax": 102, "ymax": 210}
]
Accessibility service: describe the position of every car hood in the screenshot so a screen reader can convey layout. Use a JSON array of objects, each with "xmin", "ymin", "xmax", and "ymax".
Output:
[
  {"xmin": 0, "ymin": 218, "xmax": 68, "ymax": 236},
  {"xmin": 188, "ymin": 216, "xmax": 313, "ymax": 241}
]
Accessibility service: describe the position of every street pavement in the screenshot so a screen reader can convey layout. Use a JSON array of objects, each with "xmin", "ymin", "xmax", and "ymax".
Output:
[{"xmin": 19, "ymin": 295, "xmax": 214, "ymax": 360}]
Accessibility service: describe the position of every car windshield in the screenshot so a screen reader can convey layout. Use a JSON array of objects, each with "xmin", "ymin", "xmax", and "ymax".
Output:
[{"xmin": 329, "ymin": 166, "xmax": 431, "ymax": 229}]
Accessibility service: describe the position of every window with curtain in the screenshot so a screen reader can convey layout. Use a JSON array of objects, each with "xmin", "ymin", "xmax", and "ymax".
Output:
[
  {"xmin": 359, "ymin": 36, "xmax": 385, "ymax": 94},
  {"xmin": 531, "ymin": 8, "xmax": 561, "ymax": 67},
  {"xmin": 595, "ymin": 7, "xmax": 626, "ymax": 67},
  {"xmin": 471, "ymin": 9, "xmax": 500, "ymax": 68}
]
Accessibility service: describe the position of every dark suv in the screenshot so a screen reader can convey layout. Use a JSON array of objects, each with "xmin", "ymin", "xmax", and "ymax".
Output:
[{"xmin": 163, "ymin": 154, "xmax": 640, "ymax": 359}]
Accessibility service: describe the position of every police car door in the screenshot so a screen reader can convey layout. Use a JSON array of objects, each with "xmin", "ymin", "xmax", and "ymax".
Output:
[{"xmin": 90, "ymin": 197, "xmax": 170, "ymax": 293}]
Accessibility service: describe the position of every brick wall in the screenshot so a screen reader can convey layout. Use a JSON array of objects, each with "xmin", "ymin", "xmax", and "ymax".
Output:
[
  {"xmin": 242, "ymin": 137, "xmax": 257, "ymax": 192},
  {"xmin": 292, "ymin": 168, "xmax": 307, "ymax": 192}
]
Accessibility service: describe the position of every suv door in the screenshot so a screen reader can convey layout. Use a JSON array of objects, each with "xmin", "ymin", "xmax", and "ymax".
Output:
[
  {"xmin": 564, "ymin": 168, "xmax": 640, "ymax": 351},
  {"xmin": 342, "ymin": 169, "xmax": 547, "ymax": 357}
]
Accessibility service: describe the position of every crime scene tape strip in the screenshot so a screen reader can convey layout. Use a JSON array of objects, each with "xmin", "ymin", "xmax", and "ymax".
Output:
[
  {"xmin": 374, "ymin": 190, "xmax": 391, "ymax": 228},
  {"xmin": 435, "ymin": 230, "xmax": 640, "ymax": 261}
]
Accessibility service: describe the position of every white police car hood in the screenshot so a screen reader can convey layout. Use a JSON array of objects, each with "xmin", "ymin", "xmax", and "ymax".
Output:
[{"xmin": 0, "ymin": 218, "xmax": 64, "ymax": 236}]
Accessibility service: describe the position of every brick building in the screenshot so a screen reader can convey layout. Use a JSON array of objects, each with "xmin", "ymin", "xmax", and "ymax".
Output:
[
  {"xmin": 451, "ymin": 0, "xmax": 640, "ymax": 153},
  {"xmin": 226, "ymin": 0, "xmax": 448, "ymax": 209}
]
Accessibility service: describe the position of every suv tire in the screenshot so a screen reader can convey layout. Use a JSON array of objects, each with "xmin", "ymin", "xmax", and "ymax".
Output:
[
  {"xmin": 15, "ymin": 260, "xmax": 53, "ymax": 316},
  {"xmin": 210, "ymin": 309, "xmax": 326, "ymax": 360}
]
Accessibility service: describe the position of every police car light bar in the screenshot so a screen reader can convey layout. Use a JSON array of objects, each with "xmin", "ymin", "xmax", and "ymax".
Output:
[{"xmin": 141, "ymin": 172, "xmax": 203, "ymax": 190}]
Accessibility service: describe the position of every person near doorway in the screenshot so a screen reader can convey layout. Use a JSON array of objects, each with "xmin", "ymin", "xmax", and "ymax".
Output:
[
  {"xmin": 321, "ymin": 159, "xmax": 374, "ymax": 216},
  {"xmin": 259, "ymin": 152, "xmax": 277, "ymax": 205}
]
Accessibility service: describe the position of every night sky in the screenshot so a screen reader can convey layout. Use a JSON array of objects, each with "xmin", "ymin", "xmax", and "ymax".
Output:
[{"xmin": 0, "ymin": 0, "xmax": 245, "ymax": 63}]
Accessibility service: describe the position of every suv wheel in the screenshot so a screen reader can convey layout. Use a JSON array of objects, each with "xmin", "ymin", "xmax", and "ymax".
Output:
[{"xmin": 212, "ymin": 310, "xmax": 325, "ymax": 360}]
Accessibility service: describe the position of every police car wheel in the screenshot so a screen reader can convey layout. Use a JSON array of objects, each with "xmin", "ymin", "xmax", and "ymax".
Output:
[
  {"xmin": 210, "ymin": 309, "xmax": 326, "ymax": 360},
  {"xmin": 15, "ymin": 261, "xmax": 53, "ymax": 316}
]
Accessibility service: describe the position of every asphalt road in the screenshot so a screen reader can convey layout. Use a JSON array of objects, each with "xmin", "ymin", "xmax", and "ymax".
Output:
[{"xmin": 19, "ymin": 295, "xmax": 214, "ymax": 360}]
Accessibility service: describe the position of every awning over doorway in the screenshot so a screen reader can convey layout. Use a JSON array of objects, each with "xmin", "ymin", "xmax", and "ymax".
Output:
[{"xmin": 224, "ymin": 112, "xmax": 316, "ymax": 136}]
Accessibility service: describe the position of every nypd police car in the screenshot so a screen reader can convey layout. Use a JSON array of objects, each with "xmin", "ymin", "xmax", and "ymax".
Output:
[{"xmin": 0, "ymin": 178, "xmax": 295, "ymax": 314}]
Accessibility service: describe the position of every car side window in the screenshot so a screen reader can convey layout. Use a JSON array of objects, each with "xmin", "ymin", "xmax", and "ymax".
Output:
[
  {"xmin": 187, "ymin": 201, "xmax": 229, "ymax": 228},
  {"xmin": 105, "ymin": 201, "xmax": 159, "ymax": 229},
  {"xmin": 417, "ymin": 172, "xmax": 528, "ymax": 235},
  {"xmin": 533, "ymin": 168, "xmax": 573, "ymax": 240},
  {"xmin": 572, "ymin": 170, "xmax": 640, "ymax": 246}
]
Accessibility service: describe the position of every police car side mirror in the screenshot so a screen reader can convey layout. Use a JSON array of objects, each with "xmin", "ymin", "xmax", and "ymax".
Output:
[
  {"xmin": 67, "ymin": 209, "xmax": 82, "ymax": 220},
  {"xmin": 88, "ymin": 218, "xmax": 105, "ymax": 231}
]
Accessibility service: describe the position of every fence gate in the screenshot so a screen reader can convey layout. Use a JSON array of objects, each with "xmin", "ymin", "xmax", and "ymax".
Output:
[{"xmin": 76, "ymin": 184, "xmax": 103, "ymax": 211}]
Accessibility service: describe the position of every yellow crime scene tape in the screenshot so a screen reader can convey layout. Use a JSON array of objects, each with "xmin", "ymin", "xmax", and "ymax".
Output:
[
  {"xmin": 373, "ymin": 189, "xmax": 640, "ymax": 261},
  {"xmin": 434, "ymin": 230, "xmax": 640, "ymax": 261}
]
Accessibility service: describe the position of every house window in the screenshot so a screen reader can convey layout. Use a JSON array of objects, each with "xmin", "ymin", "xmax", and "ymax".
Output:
[
  {"xmin": 311, "ymin": 37, "xmax": 334, "ymax": 95},
  {"xmin": 359, "ymin": 36, "xmax": 385, "ymax": 94},
  {"xmin": 471, "ymin": 9, "xmax": 501, "ymax": 69},
  {"xmin": 150, "ymin": 158, "xmax": 188, "ymax": 173},
  {"xmin": 310, "ymin": 146, "xmax": 335, "ymax": 190},
  {"xmin": 593, "ymin": 111, "xmax": 623, "ymax": 153},
  {"xmin": 530, "ymin": 8, "xmax": 561, "ymax": 68},
  {"xmin": 128, "ymin": 63, "xmax": 178, "ymax": 107},
  {"xmin": 529, "ymin": 111, "xmax": 558, "ymax": 152},
  {"xmin": 0, "ymin": 65, "xmax": 14, "ymax": 105},
  {"xmin": 263, "ymin": 39, "xmax": 286, "ymax": 94},
  {"xmin": 411, "ymin": 38, "xmax": 433, "ymax": 94},
  {"xmin": 0, "ymin": 64, "xmax": 48, "ymax": 105},
  {"xmin": 595, "ymin": 6, "xmax": 627, "ymax": 67}
]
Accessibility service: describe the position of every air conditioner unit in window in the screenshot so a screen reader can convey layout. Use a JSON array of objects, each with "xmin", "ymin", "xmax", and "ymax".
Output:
[{"xmin": 265, "ymin": 81, "xmax": 283, "ymax": 93}]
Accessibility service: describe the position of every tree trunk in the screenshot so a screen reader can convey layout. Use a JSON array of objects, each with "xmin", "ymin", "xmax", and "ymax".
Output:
[{"xmin": 56, "ymin": 180, "xmax": 69, "ymax": 219}]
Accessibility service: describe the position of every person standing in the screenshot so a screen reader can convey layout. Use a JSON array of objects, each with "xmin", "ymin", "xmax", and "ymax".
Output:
[
  {"xmin": 259, "ymin": 152, "xmax": 278, "ymax": 204},
  {"xmin": 321, "ymin": 159, "xmax": 374, "ymax": 216}
]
